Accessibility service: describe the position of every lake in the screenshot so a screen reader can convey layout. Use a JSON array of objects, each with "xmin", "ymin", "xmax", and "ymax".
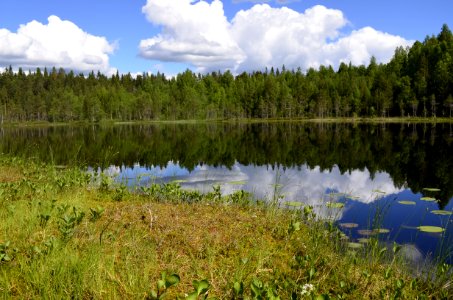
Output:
[{"xmin": 1, "ymin": 122, "xmax": 452, "ymax": 264}]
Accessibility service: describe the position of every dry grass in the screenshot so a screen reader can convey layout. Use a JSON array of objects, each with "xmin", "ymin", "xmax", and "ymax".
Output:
[{"xmin": 0, "ymin": 166, "xmax": 22, "ymax": 183}]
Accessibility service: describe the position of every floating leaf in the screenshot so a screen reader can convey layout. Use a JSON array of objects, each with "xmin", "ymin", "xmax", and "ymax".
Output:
[
  {"xmin": 339, "ymin": 222, "xmax": 359, "ymax": 229},
  {"xmin": 358, "ymin": 228, "xmax": 390, "ymax": 235},
  {"xmin": 285, "ymin": 201, "xmax": 304, "ymax": 207},
  {"xmin": 420, "ymin": 197, "xmax": 437, "ymax": 202},
  {"xmin": 398, "ymin": 200, "xmax": 416, "ymax": 205},
  {"xmin": 423, "ymin": 188, "xmax": 441, "ymax": 192},
  {"xmin": 326, "ymin": 202, "xmax": 345, "ymax": 209},
  {"xmin": 430, "ymin": 210, "xmax": 453, "ymax": 216},
  {"xmin": 269, "ymin": 183, "xmax": 283, "ymax": 188},
  {"xmin": 229, "ymin": 180, "xmax": 247, "ymax": 185},
  {"xmin": 357, "ymin": 229, "xmax": 375, "ymax": 236},
  {"xmin": 347, "ymin": 242, "xmax": 363, "ymax": 249},
  {"xmin": 170, "ymin": 179, "xmax": 187, "ymax": 184},
  {"xmin": 372, "ymin": 189, "xmax": 386, "ymax": 194},
  {"xmin": 374, "ymin": 228, "xmax": 390, "ymax": 234},
  {"xmin": 417, "ymin": 226, "xmax": 445, "ymax": 233}
]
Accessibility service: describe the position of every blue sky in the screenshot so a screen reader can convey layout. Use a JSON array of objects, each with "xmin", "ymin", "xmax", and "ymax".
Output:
[{"xmin": 0, "ymin": 0, "xmax": 452, "ymax": 76}]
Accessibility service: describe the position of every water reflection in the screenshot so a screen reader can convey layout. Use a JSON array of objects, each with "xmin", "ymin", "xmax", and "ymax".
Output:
[{"xmin": 114, "ymin": 162, "xmax": 402, "ymax": 203}]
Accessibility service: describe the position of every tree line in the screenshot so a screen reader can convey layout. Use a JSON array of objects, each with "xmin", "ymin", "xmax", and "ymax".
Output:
[{"xmin": 0, "ymin": 25, "xmax": 452, "ymax": 122}]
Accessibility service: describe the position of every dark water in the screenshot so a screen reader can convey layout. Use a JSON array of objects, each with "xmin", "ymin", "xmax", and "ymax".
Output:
[{"xmin": 1, "ymin": 122, "xmax": 452, "ymax": 263}]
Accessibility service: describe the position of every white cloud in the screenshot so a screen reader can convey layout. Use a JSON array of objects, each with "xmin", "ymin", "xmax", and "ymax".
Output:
[
  {"xmin": 140, "ymin": 1, "xmax": 413, "ymax": 72},
  {"xmin": 140, "ymin": 0, "xmax": 245, "ymax": 71},
  {"xmin": 0, "ymin": 16, "xmax": 116, "ymax": 74}
]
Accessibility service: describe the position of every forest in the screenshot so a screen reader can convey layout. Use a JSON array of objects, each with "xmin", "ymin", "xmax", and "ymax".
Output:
[{"xmin": 0, "ymin": 25, "xmax": 452, "ymax": 122}]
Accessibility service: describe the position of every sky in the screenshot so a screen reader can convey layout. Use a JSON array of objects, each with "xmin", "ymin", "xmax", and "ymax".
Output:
[{"xmin": 0, "ymin": 0, "xmax": 452, "ymax": 76}]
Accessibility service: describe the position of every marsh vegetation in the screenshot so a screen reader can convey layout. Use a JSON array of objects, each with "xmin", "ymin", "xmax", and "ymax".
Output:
[{"xmin": 0, "ymin": 156, "xmax": 451, "ymax": 298}]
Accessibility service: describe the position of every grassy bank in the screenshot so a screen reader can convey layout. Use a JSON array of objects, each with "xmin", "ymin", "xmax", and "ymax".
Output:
[{"xmin": 0, "ymin": 156, "xmax": 451, "ymax": 299}]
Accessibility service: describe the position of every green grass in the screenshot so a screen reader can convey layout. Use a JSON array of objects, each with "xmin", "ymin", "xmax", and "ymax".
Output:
[{"xmin": 0, "ymin": 156, "xmax": 451, "ymax": 299}]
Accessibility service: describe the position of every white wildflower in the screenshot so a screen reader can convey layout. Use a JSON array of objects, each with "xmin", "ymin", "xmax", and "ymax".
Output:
[{"xmin": 301, "ymin": 283, "xmax": 315, "ymax": 296}]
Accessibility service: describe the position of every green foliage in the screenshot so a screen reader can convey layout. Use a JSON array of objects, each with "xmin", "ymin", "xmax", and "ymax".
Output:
[
  {"xmin": 0, "ymin": 241, "xmax": 13, "ymax": 263},
  {"xmin": 250, "ymin": 279, "xmax": 280, "ymax": 300},
  {"xmin": 58, "ymin": 206, "xmax": 85, "ymax": 239},
  {"xmin": 1, "ymin": 25, "xmax": 452, "ymax": 122},
  {"xmin": 186, "ymin": 279, "xmax": 212, "ymax": 300},
  {"xmin": 89, "ymin": 206, "xmax": 105, "ymax": 222},
  {"xmin": 148, "ymin": 272, "xmax": 180, "ymax": 300}
]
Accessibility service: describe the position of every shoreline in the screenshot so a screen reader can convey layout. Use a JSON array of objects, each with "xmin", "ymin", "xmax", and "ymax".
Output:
[{"xmin": 1, "ymin": 116, "xmax": 453, "ymax": 128}]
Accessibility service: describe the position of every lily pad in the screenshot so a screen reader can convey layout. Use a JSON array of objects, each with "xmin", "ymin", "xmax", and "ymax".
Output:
[
  {"xmin": 423, "ymin": 188, "xmax": 441, "ymax": 192},
  {"xmin": 285, "ymin": 201, "xmax": 304, "ymax": 207},
  {"xmin": 398, "ymin": 200, "xmax": 416, "ymax": 205},
  {"xmin": 339, "ymin": 223, "xmax": 359, "ymax": 229},
  {"xmin": 326, "ymin": 202, "xmax": 345, "ymax": 209},
  {"xmin": 347, "ymin": 242, "xmax": 363, "ymax": 249},
  {"xmin": 170, "ymin": 179, "xmax": 188, "ymax": 184},
  {"xmin": 430, "ymin": 210, "xmax": 453, "ymax": 216},
  {"xmin": 357, "ymin": 229, "xmax": 375, "ymax": 236},
  {"xmin": 269, "ymin": 183, "xmax": 283, "ymax": 188},
  {"xmin": 420, "ymin": 197, "xmax": 437, "ymax": 202},
  {"xmin": 229, "ymin": 181, "xmax": 247, "ymax": 185},
  {"xmin": 372, "ymin": 189, "xmax": 386, "ymax": 194},
  {"xmin": 357, "ymin": 228, "xmax": 389, "ymax": 236},
  {"xmin": 417, "ymin": 226, "xmax": 445, "ymax": 233}
]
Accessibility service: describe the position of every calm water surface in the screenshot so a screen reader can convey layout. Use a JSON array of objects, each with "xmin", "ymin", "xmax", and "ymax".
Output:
[{"xmin": 1, "ymin": 122, "xmax": 452, "ymax": 263}]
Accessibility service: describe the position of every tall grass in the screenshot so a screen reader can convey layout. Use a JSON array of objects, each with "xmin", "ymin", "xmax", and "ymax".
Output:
[{"xmin": 0, "ymin": 155, "xmax": 451, "ymax": 299}]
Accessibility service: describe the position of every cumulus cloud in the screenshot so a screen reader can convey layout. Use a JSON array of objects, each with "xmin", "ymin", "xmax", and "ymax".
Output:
[
  {"xmin": 140, "ymin": 0, "xmax": 245, "ymax": 71},
  {"xmin": 140, "ymin": 1, "xmax": 413, "ymax": 73},
  {"xmin": 0, "ymin": 16, "xmax": 116, "ymax": 74}
]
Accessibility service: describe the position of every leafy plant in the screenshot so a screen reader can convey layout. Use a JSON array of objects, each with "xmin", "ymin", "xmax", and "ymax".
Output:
[
  {"xmin": 288, "ymin": 220, "xmax": 301, "ymax": 235},
  {"xmin": 99, "ymin": 173, "xmax": 114, "ymax": 192},
  {"xmin": 233, "ymin": 281, "xmax": 244, "ymax": 298},
  {"xmin": 250, "ymin": 279, "xmax": 280, "ymax": 300},
  {"xmin": 113, "ymin": 184, "xmax": 128, "ymax": 201},
  {"xmin": 185, "ymin": 279, "xmax": 213, "ymax": 300},
  {"xmin": 229, "ymin": 190, "xmax": 252, "ymax": 206},
  {"xmin": 89, "ymin": 206, "xmax": 105, "ymax": 222},
  {"xmin": 58, "ymin": 206, "xmax": 85, "ymax": 239},
  {"xmin": 147, "ymin": 272, "xmax": 180, "ymax": 300},
  {"xmin": 0, "ymin": 241, "xmax": 13, "ymax": 263}
]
